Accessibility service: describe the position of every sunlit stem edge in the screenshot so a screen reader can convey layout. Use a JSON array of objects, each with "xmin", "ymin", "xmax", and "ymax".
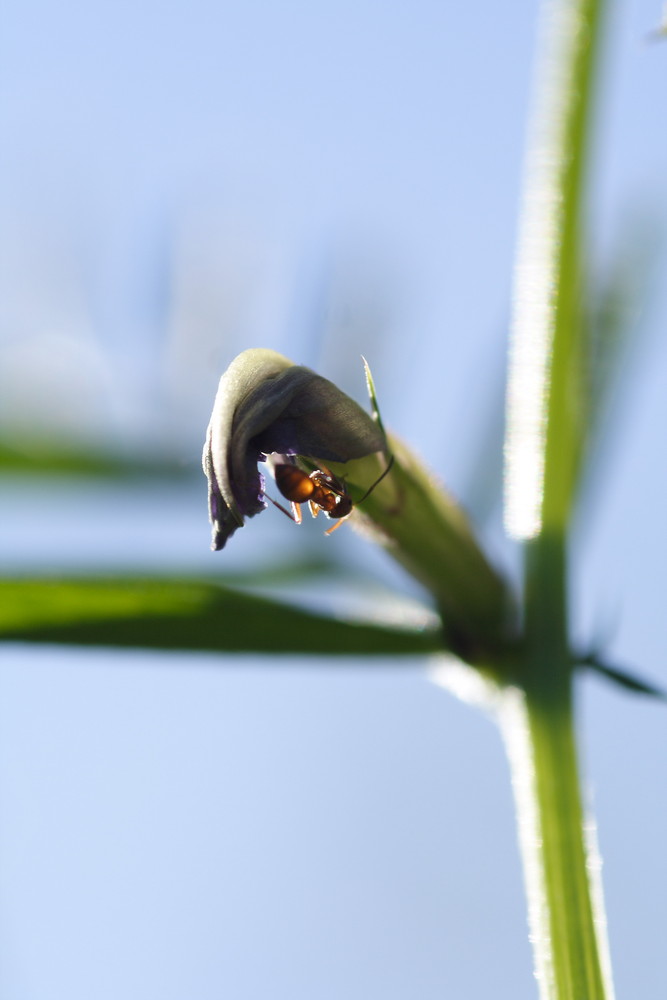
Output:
[
  {"xmin": 504, "ymin": 0, "xmax": 603, "ymax": 541},
  {"xmin": 500, "ymin": 666, "xmax": 613, "ymax": 1000}
]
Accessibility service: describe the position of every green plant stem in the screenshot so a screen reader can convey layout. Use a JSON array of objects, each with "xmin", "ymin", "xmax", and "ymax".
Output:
[
  {"xmin": 505, "ymin": 0, "xmax": 603, "ymax": 540},
  {"xmin": 500, "ymin": 533, "xmax": 611, "ymax": 1000},
  {"xmin": 523, "ymin": 676, "xmax": 608, "ymax": 1000},
  {"xmin": 501, "ymin": 0, "xmax": 613, "ymax": 991},
  {"xmin": 500, "ymin": 662, "xmax": 611, "ymax": 1000}
]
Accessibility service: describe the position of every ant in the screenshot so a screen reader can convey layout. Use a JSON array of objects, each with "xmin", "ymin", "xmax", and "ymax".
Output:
[{"xmin": 267, "ymin": 455, "xmax": 394, "ymax": 535}]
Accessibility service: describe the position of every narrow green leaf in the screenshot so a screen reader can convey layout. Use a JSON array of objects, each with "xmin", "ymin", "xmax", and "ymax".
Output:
[
  {"xmin": 361, "ymin": 356, "xmax": 388, "ymax": 440},
  {"xmin": 580, "ymin": 655, "xmax": 667, "ymax": 700},
  {"xmin": 0, "ymin": 577, "xmax": 442, "ymax": 657}
]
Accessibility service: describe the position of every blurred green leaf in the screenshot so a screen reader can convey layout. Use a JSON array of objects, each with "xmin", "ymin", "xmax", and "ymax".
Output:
[
  {"xmin": 0, "ymin": 436, "xmax": 194, "ymax": 478},
  {"xmin": 220, "ymin": 554, "xmax": 348, "ymax": 587},
  {"xmin": 584, "ymin": 222, "xmax": 662, "ymax": 460},
  {"xmin": 0, "ymin": 577, "xmax": 442, "ymax": 657},
  {"xmin": 460, "ymin": 336, "xmax": 507, "ymax": 527}
]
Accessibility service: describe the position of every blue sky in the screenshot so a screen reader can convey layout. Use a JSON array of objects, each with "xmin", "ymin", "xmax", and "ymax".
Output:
[{"xmin": 1, "ymin": 1, "xmax": 666, "ymax": 998}]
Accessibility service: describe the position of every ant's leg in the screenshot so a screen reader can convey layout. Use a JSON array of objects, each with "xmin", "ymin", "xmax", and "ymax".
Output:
[
  {"xmin": 265, "ymin": 493, "xmax": 302, "ymax": 524},
  {"xmin": 308, "ymin": 500, "xmax": 321, "ymax": 519},
  {"xmin": 324, "ymin": 516, "xmax": 347, "ymax": 535}
]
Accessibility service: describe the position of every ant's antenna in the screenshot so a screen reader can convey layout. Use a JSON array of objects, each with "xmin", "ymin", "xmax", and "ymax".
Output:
[{"xmin": 356, "ymin": 454, "xmax": 395, "ymax": 505}]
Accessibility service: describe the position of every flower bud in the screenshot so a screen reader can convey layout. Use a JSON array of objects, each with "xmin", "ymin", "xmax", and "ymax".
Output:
[{"xmin": 203, "ymin": 349, "xmax": 385, "ymax": 550}]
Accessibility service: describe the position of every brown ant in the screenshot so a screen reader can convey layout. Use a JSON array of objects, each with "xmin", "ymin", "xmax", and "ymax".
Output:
[{"xmin": 267, "ymin": 455, "xmax": 394, "ymax": 535}]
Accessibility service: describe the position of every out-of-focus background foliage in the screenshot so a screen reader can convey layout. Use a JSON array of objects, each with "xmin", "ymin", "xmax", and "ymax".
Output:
[{"xmin": 1, "ymin": 2, "xmax": 665, "ymax": 998}]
